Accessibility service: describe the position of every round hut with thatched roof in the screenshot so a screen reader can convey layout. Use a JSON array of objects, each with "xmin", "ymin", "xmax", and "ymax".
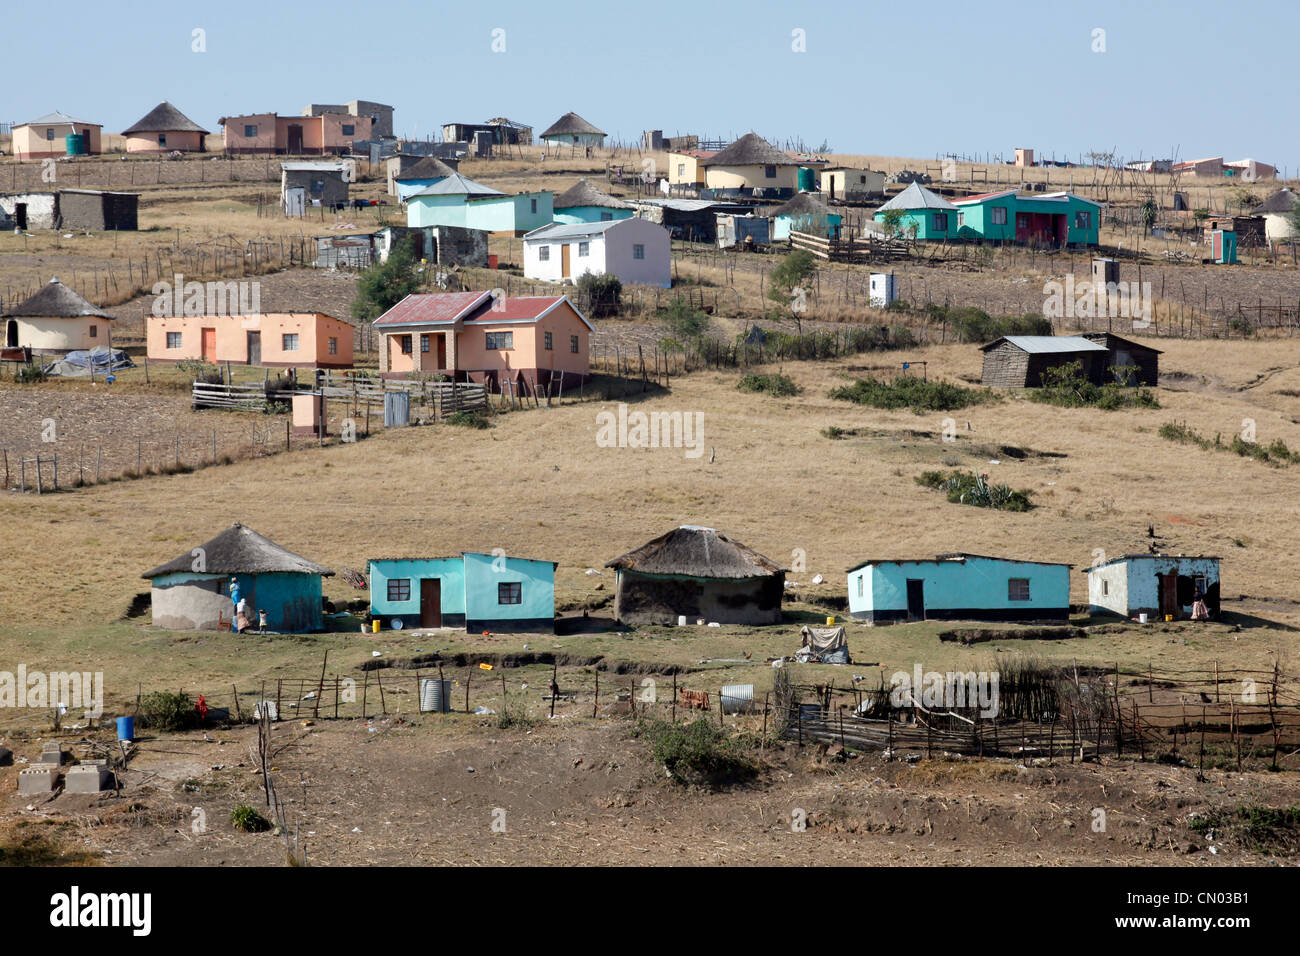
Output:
[
  {"xmin": 553, "ymin": 178, "xmax": 633, "ymax": 224},
  {"xmin": 767, "ymin": 191, "xmax": 842, "ymax": 239},
  {"xmin": 121, "ymin": 102, "xmax": 209, "ymax": 153},
  {"xmin": 142, "ymin": 523, "xmax": 334, "ymax": 632},
  {"xmin": 539, "ymin": 112, "xmax": 606, "ymax": 149},
  {"xmin": 701, "ymin": 132, "xmax": 801, "ymax": 197},
  {"xmin": 2, "ymin": 277, "xmax": 112, "ymax": 354},
  {"xmin": 606, "ymin": 526, "xmax": 786, "ymax": 626}
]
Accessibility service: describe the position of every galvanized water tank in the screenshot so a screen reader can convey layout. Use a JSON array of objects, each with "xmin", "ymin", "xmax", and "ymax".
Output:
[
  {"xmin": 720, "ymin": 684, "xmax": 754, "ymax": 714},
  {"xmin": 419, "ymin": 678, "xmax": 452, "ymax": 713}
]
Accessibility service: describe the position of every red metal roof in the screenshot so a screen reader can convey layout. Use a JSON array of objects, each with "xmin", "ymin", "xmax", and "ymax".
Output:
[
  {"xmin": 464, "ymin": 296, "xmax": 565, "ymax": 322},
  {"xmin": 953, "ymin": 189, "xmax": 1016, "ymax": 204},
  {"xmin": 373, "ymin": 291, "xmax": 490, "ymax": 327}
]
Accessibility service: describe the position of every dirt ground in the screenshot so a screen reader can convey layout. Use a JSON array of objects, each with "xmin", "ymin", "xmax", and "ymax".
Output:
[{"xmin": 7, "ymin": 718, "xmax": 1297, "ymax": 866}]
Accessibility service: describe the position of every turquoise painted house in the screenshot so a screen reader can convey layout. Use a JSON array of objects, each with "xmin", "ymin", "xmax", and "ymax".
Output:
[
  {"xmin": 407, "ymin": 173, "xmax": 553, "ymax": 236},
  {"xmin": 394, "ymin": 156, "xmax": 459, "ymax": 203},
  {"xmin": 143, "ymin": 523, "xmax": 333, "ymax": 633},
  {"xmin": 552, "ymin": 178, "xmax": 633, "ymax": 225},
  {"xmin": 368, "ymin": 552, "xmax": 557, "ymax": 632},
  {"xmin": 952, "ymin": 190, "xmax": 1102, "ymax": 245},
  {"xmin": 769, "ymin": 191, "xmax": 842, "ymax": 240},
  {"xmin": 873, "ymin": 181, "xmax": 958, "ymax": 240},
  {"xmin": 846, "ymin": 552, "xmax": 1071, "ymax": 624}
]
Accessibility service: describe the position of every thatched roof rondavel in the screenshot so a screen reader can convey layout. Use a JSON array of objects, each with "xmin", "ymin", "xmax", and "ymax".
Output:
[
  {"xmin": 143, "ymin": 523, "xmax": 334, "ymax": 579},
  {"xmin": 606, "ymin": 526, "xmax": 785, "ymax": 579}
]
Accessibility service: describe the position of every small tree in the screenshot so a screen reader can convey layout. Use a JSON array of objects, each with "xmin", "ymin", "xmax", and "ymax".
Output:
[
  {"xmin": 659, "ymin": 295, "xmax": 708, "ymax": 346},
  {"xmin": 767, "ymin": 250, "xmax": 817, "ymax": 333},
  {"xmin": 881, "ymin": 208, "xmax": 907, "ymax": 237},
  {"xmin": 350, "ymin": 236, "xmax": 423, "ymax": 323},
  {"xmin": 577, "ymin": 273, "xmax": 621, "ymax": 318},
  {"xmin": 1287, "ymin": 198, "xmax": 1300, "ymax": 240},
  {"xmin": 1139, "ymin": 198, "xmax": 1158, "ymax": 234}
]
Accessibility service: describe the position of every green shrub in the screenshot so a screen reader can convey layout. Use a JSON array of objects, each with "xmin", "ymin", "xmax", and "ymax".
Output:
[
  {"xmin": 830, "ymin": 375, "xmax": 993, "ymax": 413},
  {"xmin": 138, "ymin": 691, "xmax": 197, "ymax": 732},
  {"xmin": 926, "ymin": 305, "xmax": 1052, "ymax": 343},
  {"xmin": 821, "ymin": 425, "xmax": 859, "ymax": 440},
  {"xmin": 446, "ymin": 410, "xmax": 491, "ymax": 429},
  {"xmin": 230, "ymin": 804, "xmax": 272, "ymax": 833},
  {"xmin": 635, "ymin": 718, "xmax": 757, "ymax": 788},
  {"xmin": 659, "ymin": 296, "xmax": 709, "ymax": 341},
  {"xmin": 737, "ymin": 373, "xmax": 800, "ymax": 397},
  {"xmin": 15, "ymin": 362, "xmax": 46, "ymax": 384},
  {"xmin": 915, "ymin": 470, "xmax": 1033, "ymax": 511},
  {"xmin": 577, "ymin": 273, "xmax": 622, "ymax": 318},
  {"xmin": 178, "ymin": 359, "xmax": 223, "ymax": 385},
  {"xmin": 1030, "ymin": 361, "xmax": 1159, "ymax": 410},
  {"xmin": 1189, "ymin": 804, "xmax": 1300, "ymax": 852}
]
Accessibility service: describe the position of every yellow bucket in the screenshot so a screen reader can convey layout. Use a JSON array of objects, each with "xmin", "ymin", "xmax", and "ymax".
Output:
[
  {"xmin": 826, "ymin": 616, "xmax": 835, "ymax": 626},
  {"xmin": 1164, "ymin": 614, "xmax": 1173, "ymax": 622},
  {"xmin": 372, "ymin": 619, "xmax": 380, "ymax": 633}
]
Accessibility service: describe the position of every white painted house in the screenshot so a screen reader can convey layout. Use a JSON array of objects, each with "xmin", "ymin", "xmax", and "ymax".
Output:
[
  {"xmin": 522, "ymin": 217, "xmax": 671, "ymax": 288},
  {"xmin": 1085, "ymin": 554, "xmax": 1221, "ymax": 620}
]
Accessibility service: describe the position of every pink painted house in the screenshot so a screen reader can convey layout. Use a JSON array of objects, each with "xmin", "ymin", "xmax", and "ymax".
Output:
[
  {"xmin": 374, "ymin": 291, "xmax": 591, "ymax": 393},
  {"xmin": 147, "ymin": 313, "xmax": 354, "ymax": 368},
  {"xmin": 218, "ymin": 112, "xmax": 372, "ymax": 155},
  {"xmin": 12, "ymin": 112, "xmax": 102, "ymax": 160}
]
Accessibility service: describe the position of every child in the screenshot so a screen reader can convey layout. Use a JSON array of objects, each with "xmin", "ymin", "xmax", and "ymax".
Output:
[{"xmin": 258, "ymin": 609, "xmax": 268, "ymax": 634}]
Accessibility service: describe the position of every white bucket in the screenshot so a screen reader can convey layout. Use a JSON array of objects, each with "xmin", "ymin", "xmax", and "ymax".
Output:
[
  {"xmin": 1138, "ymin": 613, "xmax": 1148, "ymax": 624},
  {"xmin": 677, "ymin": 615, "xmax": 687, "ymax": 626}
]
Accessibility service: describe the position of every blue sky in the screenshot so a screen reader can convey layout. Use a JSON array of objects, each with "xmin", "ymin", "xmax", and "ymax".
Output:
[{"xmin": 7, "ymin": 0, "xmax": 1298, "ymax": 172}]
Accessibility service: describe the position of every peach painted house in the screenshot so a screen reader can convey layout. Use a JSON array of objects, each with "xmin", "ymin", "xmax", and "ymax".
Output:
[
  {"xmin": 374, "ymin": 291, "xmax": 591, "ymax": 393},
  {"xmin": 147, "ymin": 313, "xmax": 354, "ymax": 368},
  {"xmin": 218, "ymin": 112, "xmax": 372, "ymax": 155},
  {"xmin": 12, "ymin": 112, "xmax": 102, "ymax": 160},
  {"xmin": 122, "ymin": 102, "xmax": 209, "ymax": 154}
]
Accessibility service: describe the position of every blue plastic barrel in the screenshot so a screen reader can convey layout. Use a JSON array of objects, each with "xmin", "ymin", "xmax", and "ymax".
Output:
[{"xmin": 116, "ymin": 716, "xmax": 135, "ymax": 741}]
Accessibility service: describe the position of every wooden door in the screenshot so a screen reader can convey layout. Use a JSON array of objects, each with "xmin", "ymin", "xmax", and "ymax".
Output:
[
  {"xmin": 247, "ymin": 331, "xmax": 261, "ymax": 365},
  {"xmin": 287, "ymin": 124, "xmax": 303, "ymax": 154},
  {"xmin": 201, "ymin": 327, "xmax": 216, "ymax": 362},
  {"xmin": 420, "ymin": 579, "xmax": 441, "ymax": 628},
  {"xmin": 561, "ymin": 243, "xmax": 571, "ymax": 279},
  {"xmin": 1158, "ymin": 573, "xmax": 1179, "ymax": 618},
  {"xmin": 906, "ymin": 579, "xmax": 925, "ymax": 622}
]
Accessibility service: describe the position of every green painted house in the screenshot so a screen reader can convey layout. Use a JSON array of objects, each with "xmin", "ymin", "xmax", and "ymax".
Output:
[
  {"xmin": 952, "ymin": 190, "xmax": 1102, "ymax": 245},
  {"xmin": 368, "ymin": 552, "xmax": 557, "ymax": 632},
  {"xmin": 873, "ymin": 181, "xmax": 958, "ymax": 240},
  {"xmin": 407, "ymin": 172, "xmax": 553, "ymax": 236}
]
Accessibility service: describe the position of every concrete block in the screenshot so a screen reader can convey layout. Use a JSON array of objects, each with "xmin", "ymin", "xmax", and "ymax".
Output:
[
  {"xmin": 39, "ymin": 745, "xmax": 66, "ymax": 766},
  {"xmin": 18, "ymin": 768, "xmax": 58, "ymax": 794},
  {"xmin": 64, "ymin": 767, "xmax": 112, "ymax": 794}
]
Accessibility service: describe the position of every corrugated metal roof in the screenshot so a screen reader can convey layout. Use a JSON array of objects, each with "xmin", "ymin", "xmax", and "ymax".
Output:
[
  {"xmin": 524, "ymin": 219, "xmax": 625, "ymax": 240},
  {"xmin": 848, "ymin": 553, "xmax": 1072, "ymax": 573},
  {"xmin": 1084, "ymin": 554, "xmax": 1221, "ymax": 573},
  {"xmin": 373, "ymin": 291, "xmax": 491, "ymax": 327},
  {"xmin": 628, "ymin": 198, "xmax": 748, "ymax": 212},
  {"xmin": 281, "ymin": 161, "xmax": 348, "ymax": 172},
  {"xmin": 407, "ymin": 173, "xmax": 504, "ymax": 198},
  {"xmin": 19, "ymin": 111, "xmax": 101, "ymax": 128},
  {"xmin": 876, "ymin": 181, "xmax": 957, "ymax": 212},
  {"xmin": 989, "ymin": 335, "xmax": 1108, "ymax": 354}
]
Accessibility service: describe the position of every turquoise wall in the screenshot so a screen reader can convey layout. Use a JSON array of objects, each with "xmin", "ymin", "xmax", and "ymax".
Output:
[
  {"xmin": 368, "ymin": 558, "xmax": 465, "ymax": 617},
  {"xmin": 847, "ymin": 557, "xmax": 1069, "ymax": 616},
  {"xmin": 953, "ymin": 194, "xmax": 1100, "ymax": 244},
  {"xmin": 463, "ymin": 552, "xmax": 555, "ymax": 624},
  {"xmin": 874, "ymin": 208, "xmax": 953, "ymax": 241},
  {"xmin": 407, "ymin": 194, "xmax": 469, "ymax": 228},
  {"xmin": 466, "ymin": 192, "xmax": 554, "ymax": 232},
  {"xmin": 155, "ymin": 570, "xmax": 323, "ymax": 631},
  {"xmin": 553, "ymin": 206, "xmax": 633, "ymax": 225},
  {"xmin": 773, "ymin": 211, "xmax": 843, "ymax": 240}
]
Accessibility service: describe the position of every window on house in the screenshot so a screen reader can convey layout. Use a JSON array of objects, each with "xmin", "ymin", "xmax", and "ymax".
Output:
[
  {"xmin": 991, "ymin": 206, "xmax": 1008, "ymax": 225},
  {"xmin": 1102, "ymin": 580, "xmax": 1109, "ymax": 595},
  {"xmin": 400, "ymin": 335, "xmax": 412, "ymax": 354},
  {"xmin": 328, "ymin": 337, "xmax": 338, "ymax": 355},
  {"xmin": 244, "ymin": 124, "xmax": 258, "ymax": 138},
  {"xmin": 633, "ymin": 244, "xmax": 645, "ymax": 259},
  {"xmin": 764, "ymin": 165, "xmax": 776, "ymax": 178},
  {"xmin": 1008, "ymin": 578, "xmax": 1031, "ymax": 601},
  {"xmin": 857, "ymin": 575, "xmax": 864, "ymax": 597},
  {"xmin": 957, "ymin": 212, "xmax": 965, "ymax": 228},
  {"xmin": 342, "ymin": 124, "xmax": 355, "ymax": 136},
  {"xmin": 387, "ymin": 578, "xmax": 411, "ymax": 602},
  {"xmin": 570, "ymin": 334, "xmax": 579, "ymax": 353},
  {"xmin": 45, "ymin": 128, "xmax": 54, "ymax": 140},
  {"xmin": 600, "ymin": 212, "xmax": 612, "ymax": 221},
  {"xmin": 420, "ymin": 334, "xmax": 430, "ymax": 353},
  {"xmin": 158, "ymin": 134, "xmax": 167, "ymax": 146},
  {"xmin": 498, "ymin": 582, "xmax": 522, "ymax": 605},
  {"xmin": 538, "ymin": 245, "xmax": 550, "ymax": 261},
  {"xmin": 859, "ymin": 175, "xmax": 866, "ymax": 184},
  {"xmin": 530, "ymin": 198, "xmax": 537, "ymax": 214},
  {"xmin": 310, "ymin": 179, "xmax": 324, "ymax": 197},
  {"xmin": 1075, "ymin": 211, "xmax": 1092, "ymax": 229},
  {"xmin": 88, "ymin": 325, "xmax": 97, "ymax": 337},
  {"xmin": 282, "ymin": 333, "xmax": 299, "ymax": 351},
  {"xmin": 933, "ymin": 213, "xmax": 948, "ymax": 231},
  {"xmin": 678, "ymin": 163, "xmax": 685, "ymax": 177},
  {"xmin": 544, "ymin": 332, "xmax": 553, "ymax": 350},
  {"xmin": 578, "ymin": 241, "xmax": 589, "ymax": 257},
  {"xmin": 166, "ymin": 331, "xmax": 182, "ymax": 349},
  {"xmin": 1194, "ymin": 575, "xmax": 1208, "ymax": 595},
  {"xmin": 486, "ymin": 331, "xmax": 513, "ymax": 350}
]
